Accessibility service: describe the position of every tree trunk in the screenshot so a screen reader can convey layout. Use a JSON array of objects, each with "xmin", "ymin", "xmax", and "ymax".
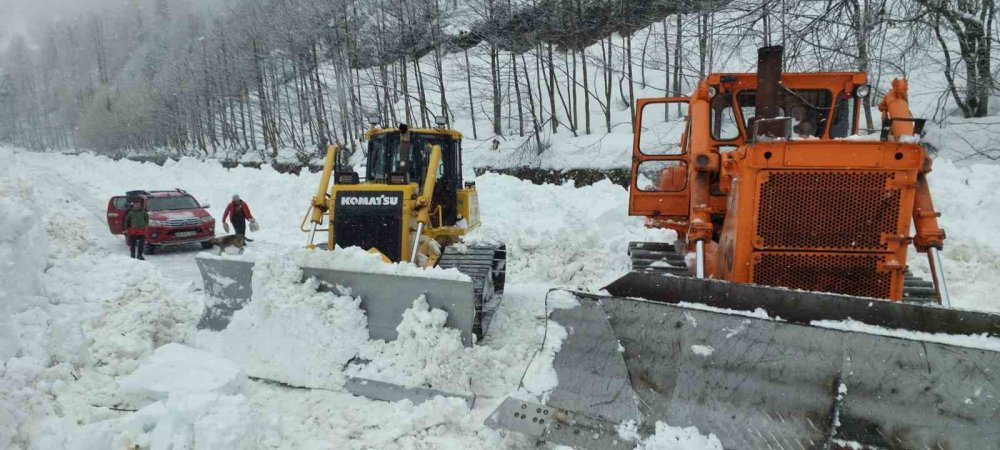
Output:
[
  {"xmin": 464, "ymin": 47, "xmax": 478, "ymax": 138},
  {"xmin": 548, "ymin": 43, "xmax": 558, "ymax": 133},
  {"xmin": 521, "ymin": 54, "xmax": 542, "ymax": 153},
  {"xmin": 512, "ymin": 53, "xmax": 524, "ymax": 137}
]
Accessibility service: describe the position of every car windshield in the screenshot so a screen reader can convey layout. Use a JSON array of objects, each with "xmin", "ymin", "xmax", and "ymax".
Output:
[{"xmin": 147, "ymin": 195, "xmax": 199, "ymax": 211}]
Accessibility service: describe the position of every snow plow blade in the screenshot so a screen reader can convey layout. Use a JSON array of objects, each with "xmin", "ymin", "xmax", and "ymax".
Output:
[
  {"xmin": 195, "ymin": 256, "xmax": 480, "ymax": 345},
  {"xmin": 487, "ymin": 274, "xmax": 1000, "ymax": 449}
]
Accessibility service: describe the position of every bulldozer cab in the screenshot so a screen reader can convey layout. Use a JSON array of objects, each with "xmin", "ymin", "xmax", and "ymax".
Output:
[
  {"xmin": 631, "ymin": 71, "xmax": 868, "ymax": 233},
  {"xmin": 365, "ymin": 128, "xmax": 464, "ymax": 226}
]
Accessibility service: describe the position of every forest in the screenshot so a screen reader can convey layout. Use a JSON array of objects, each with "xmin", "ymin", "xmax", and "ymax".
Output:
[{"xmin": 0, "ymin": 0, "xmax": 996, "ymax": 162}]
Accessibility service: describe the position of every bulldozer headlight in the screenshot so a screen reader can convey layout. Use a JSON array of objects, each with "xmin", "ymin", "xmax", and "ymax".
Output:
[
  {"xmin": 854, "ymin": 85, "xmax": 871, "ymax": 98},
  {"xmin": 388, "ymin": 172, "xmax": 408, "ymax": 184},
  {"xmin": 336, "ymin": 172, "xmax": 360, "ymax": 184},
  {"xmin": 708, "ymin": 86, "xmax": 718, "ymax": 97}
]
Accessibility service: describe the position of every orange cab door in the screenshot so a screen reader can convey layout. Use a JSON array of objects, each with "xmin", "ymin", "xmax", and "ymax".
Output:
[
  {"xmin": 107, "ymin": 196, "xmax": 127, "ymax": 235},
  {"xmin": 629, "ymin": 97, "xmax": 691, "ymax": 219}
]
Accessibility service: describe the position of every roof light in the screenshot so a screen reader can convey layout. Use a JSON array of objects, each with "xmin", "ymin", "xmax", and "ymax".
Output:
[{"xmin": 854, "ymin": 85, "xmax": 871, "ymax": 98}]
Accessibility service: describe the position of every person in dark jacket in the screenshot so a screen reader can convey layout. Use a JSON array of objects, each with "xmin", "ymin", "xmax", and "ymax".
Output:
[
  {"xmin": 223, "ymin": 194, "xmax": 255, "ymax": 238},
  {"xmin": 124, "ymin": 199, "xmax": 149, "ymax": 260}
]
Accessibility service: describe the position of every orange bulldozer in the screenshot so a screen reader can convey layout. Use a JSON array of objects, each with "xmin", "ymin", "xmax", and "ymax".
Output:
[{"xmin": 487, "ymin": 47, "xmax": 1000, "ymax": 449}]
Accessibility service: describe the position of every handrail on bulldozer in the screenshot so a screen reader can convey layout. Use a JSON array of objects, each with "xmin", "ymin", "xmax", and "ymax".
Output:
[{"xmin": 302, "ymin": 144, "xmax": 338, "ymax": 249}]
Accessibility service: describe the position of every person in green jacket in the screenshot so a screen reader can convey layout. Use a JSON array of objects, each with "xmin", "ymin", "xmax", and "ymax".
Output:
[{"xmin": 124, "ymin": 199, "xmax": 150, "ymax": 260}]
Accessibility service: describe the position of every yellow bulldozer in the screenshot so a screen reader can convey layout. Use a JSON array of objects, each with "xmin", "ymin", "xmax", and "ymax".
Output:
[
  {"xmin": 196, "ymin": 122, "xmax": 506, "ymax": 345},
  {"xmin": 487, "ymin": 47, "xmax": 1000, "ymax": 449}
]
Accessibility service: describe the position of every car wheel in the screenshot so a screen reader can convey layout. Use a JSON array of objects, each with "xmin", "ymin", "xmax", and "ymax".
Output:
[
  {"xmin": 144, "ymin": 244, "xmax": 156, "ymax": 255},
  {"xmin": 201, "ymin": 241, "xmax": 214, "ymax": 249}
]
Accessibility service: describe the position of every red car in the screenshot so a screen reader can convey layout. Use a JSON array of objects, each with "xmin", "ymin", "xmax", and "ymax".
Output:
[{"xmin": 106, "ymin": 189, "xmax": 216, "ymax": 253}]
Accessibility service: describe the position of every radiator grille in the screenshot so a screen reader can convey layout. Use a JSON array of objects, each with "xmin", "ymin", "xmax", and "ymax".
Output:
[
  {"xmin": 166, "ymin": 217, "xmax": 202, "ymax": 226},
  {"xmin": 752, "ymin": 253, "xmax": 893, "ymax": 299},
  {"xmin": 756, "ymin": 171, "xmax": 901, "ymax": 251}
]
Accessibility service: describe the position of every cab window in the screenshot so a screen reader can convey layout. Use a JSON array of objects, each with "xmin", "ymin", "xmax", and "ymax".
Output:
[
  {"xmin": 737, "ymin": 89, "xmax": 832, "ymax": 138},
  {"xmin": 711, "ymin": 93, "xmax": 740, "ymax": 141},
  {"xmin": 829, "ymin": 92, "xmax": 856, "ymax": 138}
]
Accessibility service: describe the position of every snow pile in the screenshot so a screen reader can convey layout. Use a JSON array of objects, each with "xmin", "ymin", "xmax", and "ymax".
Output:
[
  {"xmin": 69, "ymin": 392, "xmax": 256, "ymax": 449},
  {"xmin": 55, "ymin": 344, "xmax": 256, "ymax": 449},
  {"xmin": 118, "ymin": 344, "xmax": 249, "ymax": 401},
  {"xmin": 0, "ymin": 360, "xmax": 74, "ymax": 449},
  {"xmin": 470, "ymin": 173, "xmax": 671, "ymax": 286},
  {"xmin": 618, "ymin": 420, "xmax": 724, "ymax": 450},
  {"xmin": 344, "ymin": 294, "xmax": 535, "ymax": 397},
  {"xmin": 207, "ymin": 257, "xmax": 370, "ymax": 389},
  {"xmin": 86, "ymin": 278, "xmax": 200, "ymax": 376},
  {"xmin": 200, "ymin": 256, "xmax": 550, "ymax": 401},
  {"xmin": 347, "ymin": 296, "xmax": 473, "ymax": 393}
]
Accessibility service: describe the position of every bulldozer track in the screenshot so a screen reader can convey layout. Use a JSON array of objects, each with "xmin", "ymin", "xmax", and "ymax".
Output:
[
  {"xmin": 628, "ymin": 241, "xmax": 939, "ymax": 304},
  {"xmin": 437, "ymin": 243, "xmax": 507, "ymax": 340}
]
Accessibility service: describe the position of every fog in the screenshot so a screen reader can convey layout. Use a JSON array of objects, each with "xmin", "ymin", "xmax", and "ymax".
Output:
[{"xmin": 0, "ymin": 0, "xmax": 228, "ymax": 48}]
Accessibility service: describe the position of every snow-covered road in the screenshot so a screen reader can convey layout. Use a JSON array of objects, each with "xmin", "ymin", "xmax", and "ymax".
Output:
[{"xmin": 3, "ymin": 147, "xmax": 1000, "ymax": 449}]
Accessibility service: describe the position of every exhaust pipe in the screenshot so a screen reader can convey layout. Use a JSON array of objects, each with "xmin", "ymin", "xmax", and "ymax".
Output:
[
  {"xmin": 751, "ymin": 46, "xmax": 791, "ymax": 141},
  {"xmin": 755, "ymin": 46, "xmax": 783, "ymax": 120}
]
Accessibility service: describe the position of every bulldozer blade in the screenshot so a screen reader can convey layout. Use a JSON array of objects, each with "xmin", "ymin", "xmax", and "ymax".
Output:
[
  {"xmin": 344, "ymin": 377, "xmax": 474, "ymax": 408},
  {"xmin": 195, "ymin": 256, "xmax": 478, "ymax": 345},
  {"xmin": 606, "ymin": 271, "xmax": 1000, "ymax": 336},
  {"xmin": 487, "ymin": 286, "xmax": 1000, "ymax": 449}
]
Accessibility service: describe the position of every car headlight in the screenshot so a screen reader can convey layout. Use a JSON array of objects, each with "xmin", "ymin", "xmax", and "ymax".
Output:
[
  {"xmin": 149, "ymin": 220, "xmax": 167, "ymax": 227},
  {"xmin": 201, "ymin": 216, "xmax": 214, "ymax": 223}
]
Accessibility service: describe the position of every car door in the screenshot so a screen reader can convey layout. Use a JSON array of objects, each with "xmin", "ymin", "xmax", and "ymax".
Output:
[{"xmin": 107, "ymin": 196, "xmax": 128, "ymax": 235}]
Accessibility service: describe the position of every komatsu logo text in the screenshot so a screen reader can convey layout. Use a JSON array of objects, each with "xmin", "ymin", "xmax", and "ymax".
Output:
[{"xmin": 340, "ymin": 195, "xmax": 399, "ymax": 206}]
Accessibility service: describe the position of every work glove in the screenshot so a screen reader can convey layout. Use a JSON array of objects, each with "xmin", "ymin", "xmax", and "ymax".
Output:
[{"xmin": 223, "ymin": 223, "xmax": 230, "ymax": 233}]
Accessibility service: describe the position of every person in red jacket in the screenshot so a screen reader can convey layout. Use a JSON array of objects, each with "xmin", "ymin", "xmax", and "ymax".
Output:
[{"xmin": 223, "ymin": 194, "xmax": 256, "ymax": 239}]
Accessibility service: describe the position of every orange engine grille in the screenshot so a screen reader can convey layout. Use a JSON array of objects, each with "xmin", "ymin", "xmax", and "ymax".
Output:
[
  {"xmin": 752, "ymin": 252, "xmax": 895, "ymax": 299},
  {"xmin": 756, "ymin": 171, "xmax": 902, "ymax": 251}
]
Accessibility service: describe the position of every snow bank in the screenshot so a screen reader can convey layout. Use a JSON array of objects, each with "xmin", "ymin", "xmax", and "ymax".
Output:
[
  {"xmin": 0, "ymin": 149, "xmax": 204, "ymax": 448},
  {"xmin": 207, "ymin": 257, "xmax": 370, "ymax": 389},
  {"xmin": 914, "ymin": 159, "xmax": 1000, "ymax": 312},
  {"xmin": 0, "ymin": 151, "xmax": 50, "ymax": 361}
]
